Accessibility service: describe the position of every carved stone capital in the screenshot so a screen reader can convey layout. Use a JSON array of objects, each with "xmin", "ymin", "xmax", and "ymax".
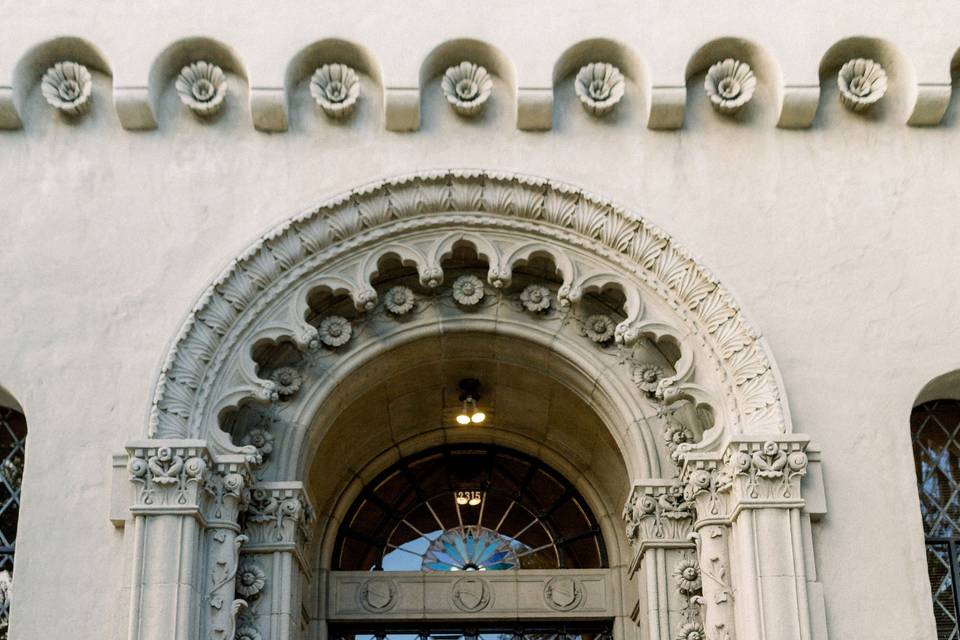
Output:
[
  {"xmin": 242, "ymin": 482, "xmax": 314, "ymax": 561},
  {"xmin": 126, "ymin": 439, "xmax": 211, "ymax": 517},
  {"xmin": 681, "ymin": 435, "xmax": 810, "ymax": 522},
  {"xmin": 622, "ymin": 479, "xmax": 695, "ymax": 574},
  {"xmin": 201, "ymin": 455, "xmax": 254, "ymax": 529}
]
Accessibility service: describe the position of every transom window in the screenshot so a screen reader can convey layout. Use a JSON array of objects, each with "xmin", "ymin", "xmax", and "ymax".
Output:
[
  {"xmin": 333, "ymin": 445, "xmax": 606, "ymax": 571},
  {"xmin": 912, "ymin": 399, "xmax": 960, "ymax": 640}
]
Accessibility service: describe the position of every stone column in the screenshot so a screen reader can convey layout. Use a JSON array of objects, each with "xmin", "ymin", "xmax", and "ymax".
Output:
[
  {"xmin": 683, "ymin": 462, "xmax": 736, "ymax": 640},
  {"xmin": 684, "ymin": 436, "xmax": 817, "ymax": 640},
  {"xmin": 236, "ymin": 482, "xmax": 314, "ymax": 640},
  {"xmin": 623, "ymin": 480, "xmax": 701, "ymax": 640},
  {"xmin": 126, "ymin": 440, "xmax": 211, "ymax": 640},
  {"xmin": 200, "ymin": 455, "xmax": 254, "ymax": 640}
]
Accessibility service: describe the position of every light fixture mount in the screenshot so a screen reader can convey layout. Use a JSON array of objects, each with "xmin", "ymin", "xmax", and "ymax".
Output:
[{"xmin": 456, "ymin": 378, "xmax": 486, "ymax": 425}]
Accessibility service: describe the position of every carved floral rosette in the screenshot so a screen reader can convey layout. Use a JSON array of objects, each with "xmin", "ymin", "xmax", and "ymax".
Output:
[
  {"xmin": 310, "ymin": 63, "xmax": 361, "ymax": 119},
  {"xmin": 41, "ymin": 61, "xmax": 92, "ymax": 115},
  {"xmin": 837, "ymin": 58, "xmax": 887, "ymax": 112},
  {"xmin": 574, "ymin": 62, "xmax": 625, "ymax": 116},
  {"xmin": 704, "ymin": 59, "xmax": 756, "ymax": 115},
  {"xmin": 441, "ymin": 61, "xmax": 493, "ymax": 116},
  {"xmin": 243, "ymin": 484, "xmax": 313, "ymax": 554},
  {"xmin": 175, "ymin": 60, "xmax": 227, "ymax": 116}
]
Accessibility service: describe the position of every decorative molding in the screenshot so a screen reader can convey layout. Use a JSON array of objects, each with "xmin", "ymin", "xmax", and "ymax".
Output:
[
  {"xmin": 704, "ymin": 59, "xmax": 756, "ymax": 116},
  {"xmin": 148, "ymin": 170, "xmax": 788, "ymax": 446},
  {"xmin": 126, "ymin": 441, "xmax": 210, "ymax": 515},
  {"xmin": 451, "ymin": 576, "xmax": 491, "ymax": 612},
  {"xmin": 623, "ymin": 480, "xmax": 695, "ymax": 573},
  {"xmin": 574, "ymin": 62, "xmax": 625, "ymax": 116},
  {"xmin": 359, "ymin": 577, "xmax": 398, "ymax": 613},
  {"xmin": 328, "ymin": 569, "xmax": 614, "ymax": 620},
  {"xmin": 441, "ymin": 62, "xmax": 492, "ymax": 116},
  {"xmin": 837, "ymin": 58, "xmax": 887, "ymax": 112},
  {"xmin": 175, "ymin": 61, "xmax": 227, "ymax": 116},
  {"xmin": 242, "ymin": 482, "xmax": 313, "ymax": 561},
  {"xmin": 40, "ymin": 61, "xmax": 92, "ymax": 115},
  {"xmin": 310, "ymin": 64, "xmax": 360, "ymax": 119},
  {"xmin": 543, "ymin": 576, "xmax": 584, "ymax": 612}
]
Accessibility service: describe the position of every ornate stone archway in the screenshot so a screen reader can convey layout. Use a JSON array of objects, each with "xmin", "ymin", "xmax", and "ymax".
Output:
[{"xmin": 119, "ymin": 171, "xmax": 826, "ymax": 640}]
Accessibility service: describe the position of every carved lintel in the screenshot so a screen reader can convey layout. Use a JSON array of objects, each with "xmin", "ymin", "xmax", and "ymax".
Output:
[
  {"xmin": 126, "ymin": 439, "xmax": 211, "ymax": 517},
  {"xmin": 622, "ymin": 479, "xmax": 695, "ymax": 575}
]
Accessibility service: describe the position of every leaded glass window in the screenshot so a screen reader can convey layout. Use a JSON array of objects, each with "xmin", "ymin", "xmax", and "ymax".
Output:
[
  {"xmin": 0, "ymin": 407, "xmax": 25, "ymax": 640},
  {"xmin": 333, "ymin": 445, "xmax": 606, "ymax": 571},
  {"xmin": 912, "ymin": 399, "xmax": 960, "ymax": 639}
]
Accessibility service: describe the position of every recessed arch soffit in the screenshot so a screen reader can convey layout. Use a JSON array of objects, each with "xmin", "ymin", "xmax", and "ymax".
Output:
[{"xmin": 149, "ymin": 170, "xmax": 790, "ymax": 470}]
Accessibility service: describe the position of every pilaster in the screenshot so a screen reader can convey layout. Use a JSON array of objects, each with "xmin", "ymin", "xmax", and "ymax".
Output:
[
  {"xmin": 236, "ymin": 482, "xmax": 314, "ymax": 640},
  {"xmin": 683, "ymin": 436, "xmax": 827, "ymax": 640},
  {"xmin": 125, "ymin": 440, "xmax": 211, "ymax": 640},
  {"xmin": 623, "ymin": 480, "xmax": 701, "ymax": 640}
]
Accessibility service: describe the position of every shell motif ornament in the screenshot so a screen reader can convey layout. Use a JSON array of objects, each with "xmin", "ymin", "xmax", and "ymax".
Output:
[
  {"xmin": 175, "ymin": 61, "xmax": 227, "ymax": 116},
  {"xmin": 41, "ymin": 61, "xmax": 93, "ymax": 115},
  {"xmin": 309, "ymin": 63, "xmax": 361, "ymax": 119},
  {"xmin": 441, "ymin": 61, "xmax": 493, "ymax": 117},
  {"xmin": 837, "ymin": 58, "xmax": 887, "ymax": 112},
  {"xmin": 574, "ymin": 62, "xmax": 625, "ymax": 116},
  {"xmin": 704, "ymin": 58, "xmax": 757, "ymax": 115}
]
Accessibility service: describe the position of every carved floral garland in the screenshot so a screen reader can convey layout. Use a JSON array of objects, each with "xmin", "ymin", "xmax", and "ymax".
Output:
[{"xmin": 149, "ymin": 171, "xmax": 786, "ymax": 443}]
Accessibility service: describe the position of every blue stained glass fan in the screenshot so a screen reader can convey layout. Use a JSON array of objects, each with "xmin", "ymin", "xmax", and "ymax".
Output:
[{"xmin": 421, "ymin": 526, "xmax": 520, "ymax": 572}]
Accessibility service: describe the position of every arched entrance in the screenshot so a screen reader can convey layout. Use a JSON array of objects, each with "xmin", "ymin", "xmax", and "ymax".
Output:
[{"xmin": 120, "ymin": 171, "xmax": 826, "ymax": 640}]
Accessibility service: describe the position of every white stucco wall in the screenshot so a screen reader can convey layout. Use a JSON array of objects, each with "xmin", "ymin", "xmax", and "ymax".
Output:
[{"xmin": 1, "ymin": 2, "xmax": 957, "ymax": 638}]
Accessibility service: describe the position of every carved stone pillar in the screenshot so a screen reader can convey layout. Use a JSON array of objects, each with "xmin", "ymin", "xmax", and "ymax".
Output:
[
  {"xmin": 623, "ymin": 480, "xmax": 702, "ymax": 640},
  {"xmin": 126, "ymin": 440, "xmax": 211, "ymax": 640},
  {"xmin": 236, "ymin": 482, "xmax": 314, "ymax": 640},
  {"xmin": 683, "ymin": 463, "xmax": 736, "ymax": 640},
  {"xmin": 683, "ymin": 436, "xmax": 826, "ymax": 640},
  {"xmin": 200, "ymin": 456, "xmax": 254, "ymax": 640}
]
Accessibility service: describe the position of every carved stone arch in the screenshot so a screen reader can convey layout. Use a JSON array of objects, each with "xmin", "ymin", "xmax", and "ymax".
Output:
[
  {"xmin": 149, "ymin": 170, "xmax": 791, "ymax": 447},
  {"xmin": 125, "ymin": 170, "xmax": 828, "ymax": 640}
]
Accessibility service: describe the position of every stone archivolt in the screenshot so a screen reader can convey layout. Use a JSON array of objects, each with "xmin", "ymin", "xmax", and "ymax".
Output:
[
  {"xmin": 149, "ymin": 171, "xmax": 787, "ymax": 458},
  {"xmin": 117, "ymin": 171, "xmax": 827, "ymax": 640}
]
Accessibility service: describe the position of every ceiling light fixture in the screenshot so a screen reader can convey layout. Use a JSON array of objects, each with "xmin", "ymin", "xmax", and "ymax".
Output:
[{"xmin": 456, "ymin": 378, "xmax": 486, "ymax": 425}]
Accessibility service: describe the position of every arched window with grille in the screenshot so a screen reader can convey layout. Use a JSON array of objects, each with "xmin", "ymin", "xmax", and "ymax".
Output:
[{"xmin": 912, "ymin": 399, "xmax": 960, "ymax": 639}]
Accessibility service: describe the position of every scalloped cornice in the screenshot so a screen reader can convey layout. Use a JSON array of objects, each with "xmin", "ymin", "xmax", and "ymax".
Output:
[{"xmin": 149, "ymin": 169, "xmax": 790, "ymax": 441}]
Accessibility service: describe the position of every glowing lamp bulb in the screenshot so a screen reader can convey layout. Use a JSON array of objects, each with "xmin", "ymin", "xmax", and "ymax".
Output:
[
  {"xmin": 471, "ymin": 411, "xmax": 486, "ymax": 424},
  {"xmin": 456, "ymin": 413, "xmax": 471, "ymax": 425}
]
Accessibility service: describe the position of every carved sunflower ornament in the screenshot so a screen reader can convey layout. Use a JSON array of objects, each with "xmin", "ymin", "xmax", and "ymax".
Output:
[
  {"xmin": 574, "ymin": 62, "xmax": 625, "ymax": 116},
  {"xmin": 452, "ymin": 275, "xmax": 485, "ymax": 306},
  {"xmin": 309, "ymin": 63, "xmax": 361, "ymax": 118},
  {"xmin": 520, "ymin": 284, "xmax": 551, "ymax": 312},
  {"xmin": 317, "ymin": 315, "xmax": 352, "ymax": 347},
  {"xmin": 837, "ymin": 58, "xmax": 887, "ymax": 112},
  {"xmin": 583, "ymin": 314, "xmax": 616, "ymax": 343},
  {"xmin": 235, "ymin": 560, "xmax": 266, "ymax": 598},
  {"xmin": 269, "ymin": 367, "xmax": 302, "ymax": 397},
  {"xmin": 41, "ymin": 61, "xmax": 93, "ymax": 115},
  {"xmin": 175, "ymin": 61, "xmax": 227, "ymax": 116},
  {"xmin": 704, "ymin": 58, "xmax": 756, "ymax": 115},
  {"xmin": 441, "ymin": 61, "xmax": 493, "ymax": 116},
  {"xmin": 384, "ymin": 286, "xmax": 415, "ymax": 315}
]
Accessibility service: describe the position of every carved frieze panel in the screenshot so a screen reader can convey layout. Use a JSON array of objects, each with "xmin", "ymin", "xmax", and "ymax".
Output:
[{"xmin": 328, "ymin": 569, "xmax": 613, "ymax": 620}]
